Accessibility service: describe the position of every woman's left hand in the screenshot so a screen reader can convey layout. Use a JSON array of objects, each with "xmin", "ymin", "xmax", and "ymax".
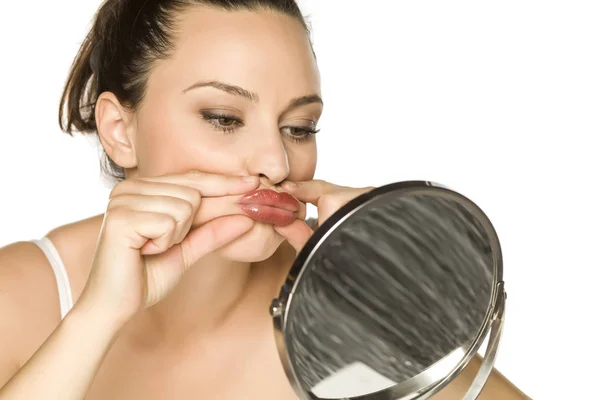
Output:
[{"xmin": 275, "ymin": 180, "xmax": 375, "ymax": 252}]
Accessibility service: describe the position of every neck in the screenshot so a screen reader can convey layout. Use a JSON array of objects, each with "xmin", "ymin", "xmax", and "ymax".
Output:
[
  {"xmin": 144, "ymin": 252, "xmax": 255, "ymax": 343},
  {"xmin": 141, "ymin": 243, "xmax": 293, "ymax": 346}
]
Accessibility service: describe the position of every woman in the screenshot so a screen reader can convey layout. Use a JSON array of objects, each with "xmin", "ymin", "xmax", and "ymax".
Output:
[{"xmin": 0, "ymin": 0, "xmax": 529, "ymax": 398}]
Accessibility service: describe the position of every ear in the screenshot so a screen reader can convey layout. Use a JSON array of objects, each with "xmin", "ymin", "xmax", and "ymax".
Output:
[{"xmin": 95, "ymin": 92, "xmax": 138, "ymax": 169}]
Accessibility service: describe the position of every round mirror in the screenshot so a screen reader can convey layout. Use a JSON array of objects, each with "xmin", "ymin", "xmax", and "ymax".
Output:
[{"xmin": 271, "ymin": 181, "xmax": 506, "ymax": 400}]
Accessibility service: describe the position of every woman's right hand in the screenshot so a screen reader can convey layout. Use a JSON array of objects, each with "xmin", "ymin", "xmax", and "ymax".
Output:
[{"xmin": 76, "ymin": 170, "xmax": 259, "ymax": 329}]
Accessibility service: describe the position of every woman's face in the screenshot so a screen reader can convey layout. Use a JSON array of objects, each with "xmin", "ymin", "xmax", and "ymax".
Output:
[{"xmin": 130, "ymin": 7, "xmax": 321, "ymax": 262}]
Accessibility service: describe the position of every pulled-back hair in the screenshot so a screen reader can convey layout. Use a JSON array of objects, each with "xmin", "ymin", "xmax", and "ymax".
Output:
[{"xmin": 59, "ymin": 0, "xmax": 310, "ymax": 181}]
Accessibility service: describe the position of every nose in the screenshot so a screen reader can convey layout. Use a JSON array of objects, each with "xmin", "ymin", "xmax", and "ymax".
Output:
[{"xmin": 246, "ymin": 133, "xmax": 290, "ymax": 186}]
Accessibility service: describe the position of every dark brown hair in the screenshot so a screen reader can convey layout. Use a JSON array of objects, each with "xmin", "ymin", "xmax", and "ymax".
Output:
[{"xmin": 59, "ymin": 0, "xmax": 311, "ymax": 182}]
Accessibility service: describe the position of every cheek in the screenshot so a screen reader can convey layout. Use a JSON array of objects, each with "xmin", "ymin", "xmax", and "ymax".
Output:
[
  {"xmin": 133, "ymin": 106, "xmax": 244, "ymax": 178},
  {"xmin": 287, "ymin": 142, "xmax": 317, "ymax": 181}
]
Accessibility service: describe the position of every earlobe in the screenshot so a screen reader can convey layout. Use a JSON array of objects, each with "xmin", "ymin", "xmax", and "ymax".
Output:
[{"xmin": 95, "ymin": 92, "xmax": 138, "ymax": 169}]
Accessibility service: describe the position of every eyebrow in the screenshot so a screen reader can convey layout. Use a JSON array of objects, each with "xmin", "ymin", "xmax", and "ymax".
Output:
[
  {"xmin": 182, "ymin": 80, "xmax": 323, "ymax": 111},
  {"xmin": 284, "ymin": 94, "xmax": 324, "ymax": 114},
  {"xmin": 183, "ymin": 81, "xmax": 258, "ymax": 102}
]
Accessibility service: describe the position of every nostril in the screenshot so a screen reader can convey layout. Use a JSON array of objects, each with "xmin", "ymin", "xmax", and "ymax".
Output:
[
  {"xmin": 258, "ymin": 175, "xmax": 276, "ymax": 189},
  {"xmin": 258, "ymin": 174, "xmax": 287, "ymax": 188}
]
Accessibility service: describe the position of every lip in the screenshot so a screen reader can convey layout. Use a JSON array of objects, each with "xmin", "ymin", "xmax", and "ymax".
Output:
[
  {"xmin": 237, "ymin": 189, "xmax": 300, "ymax": 227},
  {"xmin": 238, "ymin": 189, "xmax": 300, "ymax": 212}
]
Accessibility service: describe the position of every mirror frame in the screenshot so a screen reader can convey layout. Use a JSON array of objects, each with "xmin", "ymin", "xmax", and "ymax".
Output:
[{"xmin": 270, "ymin": 181, "xmax": 506, "ymax": 400}]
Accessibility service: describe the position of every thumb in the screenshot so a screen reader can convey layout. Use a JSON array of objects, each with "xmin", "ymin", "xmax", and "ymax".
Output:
[
  {"xmin": 179, "ymin": 215, "xmax": 254, "ymax": 268},
  {"xmin": 274, "ymin": 219, "xmax": 314, "ymax": 253},
  {"xmin": 143, "ymin": 215, "xmax": 254, "ymax": 307}
]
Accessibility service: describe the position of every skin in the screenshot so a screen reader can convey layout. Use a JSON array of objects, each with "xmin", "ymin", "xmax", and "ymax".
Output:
[{"xmin": 0, "ymin": 6, "xmax": 530, "ymax": 400}]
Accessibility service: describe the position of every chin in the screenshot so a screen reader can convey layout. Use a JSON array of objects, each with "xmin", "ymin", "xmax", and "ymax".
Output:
[{"xmin": 217, "ymin": 221, "xmax": 285, "ymax": 262}]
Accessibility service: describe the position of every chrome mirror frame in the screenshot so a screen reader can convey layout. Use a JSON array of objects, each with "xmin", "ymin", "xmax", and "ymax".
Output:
[{"xmin": 270, "ymin": 181, "xmax": 507, "ymax": 400}]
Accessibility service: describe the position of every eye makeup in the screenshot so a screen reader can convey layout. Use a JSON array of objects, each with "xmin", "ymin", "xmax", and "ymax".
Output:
[{"xmin": 199, "ymin": 110, "xmax": 319, "ymax": 143}]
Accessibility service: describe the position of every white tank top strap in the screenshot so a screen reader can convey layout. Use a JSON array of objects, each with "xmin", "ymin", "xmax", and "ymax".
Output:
[{"xmin": 31, "ymin": 237, "xmax": 74, "ymax": 319}]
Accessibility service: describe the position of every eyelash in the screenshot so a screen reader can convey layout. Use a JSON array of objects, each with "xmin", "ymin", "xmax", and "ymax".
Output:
[{"xmin": 200, "ymin": 111, "xmax": 320, "ymax": 143}]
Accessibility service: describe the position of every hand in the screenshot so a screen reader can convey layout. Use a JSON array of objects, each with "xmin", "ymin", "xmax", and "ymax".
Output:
[
  {"xmin": 274, "ymin": 180, "xmax": 375, "ymax": 252},
  {"xmin": 76, "ymin": 171, "xmax": 260, "ymax": 328}
]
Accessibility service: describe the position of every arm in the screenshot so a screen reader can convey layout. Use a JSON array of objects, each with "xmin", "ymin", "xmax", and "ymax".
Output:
[
  {"xmin": 0, "ymin": 243, "xmax": 124, "ymax": 400},
  {"xmin": 0, "ymin": 303, "xmax": 122, "ymax": 400}
]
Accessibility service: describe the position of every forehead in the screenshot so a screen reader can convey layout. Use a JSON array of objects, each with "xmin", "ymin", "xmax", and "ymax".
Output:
[{"xmin": 149, "ymin": 6, "xmax": 321, "ymax": 98}]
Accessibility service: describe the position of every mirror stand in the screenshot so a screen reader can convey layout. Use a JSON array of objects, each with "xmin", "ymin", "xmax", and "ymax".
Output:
[
  {"xmin": 381, "ymin": 281, "xmax": 507, "ymax": 400},
  {"xmin": 420, "ymin": 281, "xmax": 507, "ymax": 400},
  {"xmin": 463, "ymin": 281, "xmax": 506, "ymax": 400}
]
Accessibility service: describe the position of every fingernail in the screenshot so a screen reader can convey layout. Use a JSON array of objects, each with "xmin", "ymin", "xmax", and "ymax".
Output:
[
  {"xmin": 282, "ymin": 181, "xmax": 297, "ymax": 190},
  {"xmin": 243, "ymin": 176, "xmax": 258, "ymax": 183}
]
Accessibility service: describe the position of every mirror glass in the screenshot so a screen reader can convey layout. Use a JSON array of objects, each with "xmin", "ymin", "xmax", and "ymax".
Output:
[{"xmin": 281, "ymin": 186, "xmax": 499, "ymax": 399}]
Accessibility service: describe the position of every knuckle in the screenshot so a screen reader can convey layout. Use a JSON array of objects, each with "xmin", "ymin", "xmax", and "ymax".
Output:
[
  {"xmin": 103, "ymin": 208, "xmax": 130, "ymax": 231},
  {"xmin": 180, "ymin": 187, "xmax": 201, "ymax": 207},
  {"xmin": 162, "ymin": 215, "xmax": 178, "ymax": 231},
  {"xmin": 109, "ymin": 180, "xmax": 133, "ymax": 198},
  {"xmin": 108, "ymin": 185, "xmax": 122, "ymax": 200},
  {"xmin": 106, "ymin": 197, "xmax": 119, "ymax": 210},
  {"xmin": 189, "ymin": 189, "xmax": 202, "ymax": 207},
  {"xmin": 178, "ymin": 200, "xmax": 194, "ymax": 220},
  {"xmin": 154, "ymin": 215, "xmax": 177, "ymax": 240},
  {"xmin": 106, "ymin": 193, "xmax": 128, "ymax": 209}
]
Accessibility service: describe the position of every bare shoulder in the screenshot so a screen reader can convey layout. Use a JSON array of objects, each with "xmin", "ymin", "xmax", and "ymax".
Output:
[
  {"xmin": 45, "ymin": 213, "xmax": 104, "ymax": 301},
  {"xmin": 0, "ymin": 214, "xmax": 102, "ymax": 367},
  {"xmin": 0, "ymin": 240, "xmax": 64, "ymax": 367}
]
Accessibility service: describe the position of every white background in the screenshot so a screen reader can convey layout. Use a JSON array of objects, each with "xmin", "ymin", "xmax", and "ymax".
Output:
[{"xmin": 1, "ymin": 1, "xmax": 599, "ymax": 398}]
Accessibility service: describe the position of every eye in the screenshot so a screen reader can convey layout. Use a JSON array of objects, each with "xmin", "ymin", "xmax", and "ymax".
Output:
[
  {"xmin": 200, "ymin": 111, "xmax": 243, "ymax": 133},
  {"xmin": 217, "ymin": 117, "xmax": 237, "ymax": 127},
  {"xmin": 281, "ymin": 126, "xmax": 320, "ymax": 143}
]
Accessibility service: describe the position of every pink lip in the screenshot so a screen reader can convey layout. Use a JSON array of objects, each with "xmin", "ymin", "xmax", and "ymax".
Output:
[{"xmin": 237, "ymin": 189, "xmax": 299, "ymax": 227}]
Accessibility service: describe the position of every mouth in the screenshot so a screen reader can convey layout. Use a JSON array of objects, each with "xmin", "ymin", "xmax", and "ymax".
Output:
[{"xmin": 237, "ymin": 189, "xmax": 300, "ymax": 227}]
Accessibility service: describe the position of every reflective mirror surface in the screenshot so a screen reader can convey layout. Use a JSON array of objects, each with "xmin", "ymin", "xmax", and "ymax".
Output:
[{"xmin": 275, "ymin": 184, "xmax": 502, "ymax": 399}]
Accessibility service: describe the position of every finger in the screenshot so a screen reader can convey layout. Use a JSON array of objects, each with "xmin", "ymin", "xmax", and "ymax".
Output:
[
  {"xmin": 314, "ymin": 187, "xmax": 376, "ymax": 225},
  {"xmin": 192, "ymin": 196, "xmax": 247, "ymax": 227},
  {"xmin": 280, "ymin": 180, "xmax": 339, "ymax": 205},
  {"xmin": 274, "ymin": 218, "xmax": 314, "ymax": 253},
  {"xmin": 110, "ymin": 180, "xmax": 203, "ymax": 210},
  {"xmin": 108, "ymin": 194, "xmax": 196, "ymax": 245},
  {"xmin": 179, "ymin": 215, "xmax": 254, "ymax": 269},
  {"xmin": 103, "ymin": 209, "xmax": 178, "ymax": 255},
  {"xmin": 142, "ymin": 171, "xmax": 260, "ymax": 197}
]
